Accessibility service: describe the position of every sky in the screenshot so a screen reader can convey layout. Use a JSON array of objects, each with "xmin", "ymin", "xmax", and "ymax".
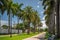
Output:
[{"xmin": 1, "ymin": 0, "xmax": 47, "ymax": 28}]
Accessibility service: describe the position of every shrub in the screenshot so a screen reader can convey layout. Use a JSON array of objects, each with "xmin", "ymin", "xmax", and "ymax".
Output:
[{"xmin": 45, "ymin": 32, "xmax": 52, "ymax": 39}]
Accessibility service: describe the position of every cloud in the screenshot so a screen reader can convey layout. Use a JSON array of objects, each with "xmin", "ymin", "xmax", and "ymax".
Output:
[
  {"xmin": 0, "ymin": 20, "xmax": 15, "ymax": 27},
  {"xmin": 41, "ymin": 20, "xmax": 47, "ymax": 29},
  {"xmin": 0, "ymin": 20, "xmax": 8, "ymax": 26},
  {"xmin": 41, "ymin": 16, "xmax": 47, "ymax": 29},
  {"xmin": 42, "ymin": 15, "xmax": 46, "ymax": 20},
  {"xmin": 37, "ymin": 5, "xmax": 40, "ymax": 8}
]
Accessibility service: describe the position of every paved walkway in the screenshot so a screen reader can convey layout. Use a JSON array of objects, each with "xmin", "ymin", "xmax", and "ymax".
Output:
[
  {"xmin": 0, "ymin": 34, "xmax": 18, "ymax": 37},
  {"xmin": 23, "ymin": 32, "xmax": 46, "ymax": 40}
]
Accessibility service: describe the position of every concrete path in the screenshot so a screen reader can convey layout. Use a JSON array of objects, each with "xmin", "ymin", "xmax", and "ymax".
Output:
[
  {"xmin": 0, "ymin": 34, "xmax": 18, "ymax": 37},
  {"xmin": 23, "ymin": 32, "xmax": 46, "ymax": 40}
]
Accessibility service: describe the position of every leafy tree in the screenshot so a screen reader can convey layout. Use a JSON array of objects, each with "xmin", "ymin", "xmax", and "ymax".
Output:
[
  {"xmin": 16, "ymin": 23, "xmax": 25, "ymax": 33},
  {"xmin": 2, "ymin": 25, "xmax": 8, "ymax": 29}
]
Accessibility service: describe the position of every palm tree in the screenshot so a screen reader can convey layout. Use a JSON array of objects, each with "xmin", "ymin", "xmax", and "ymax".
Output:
[
  {"xmin": 42, "ymin": 0, "xmax": 55, "ymax": 34},
  {"xmin": 4, "ymin": 0, "xmax": 19, "ymax": 37},
  {"xmin": 55, "ymin": 0, "xmax": 60, "ymax": 38},
  {"xmin": 0, "ymin": 0, "xmax": 12, "ymax": 37},
  {"xmin": 38, "ymin": 22, "xmax": 42, "ymax": 33},
  {"xmin": 22, "ymin": 6, "xmax": 33, "ymax": 34},
  {"xmin": 0, "ymin": 6, "xmax": 5, "ymax": 28},
  {"xmin": 14, "ymin": 3, "xmax": 23, "ymax": 34},
  {"xmin": 43, "ymin": 0, "xmax": 60, "ymax": 38},
  {"xmin": 0, "ymin": 0, "xmax": 6, "ymax": 28},
  {"xmin": 31, "ymin": 10, "xmax": 41, "ymax": 33}
]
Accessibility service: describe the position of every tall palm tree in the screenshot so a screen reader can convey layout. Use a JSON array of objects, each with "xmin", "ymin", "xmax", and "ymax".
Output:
[
  {"xmin": 31, "ymin": 10, "xmax": 41, "ymax": 33},
  {"xmin": 0, "ymin": 0, "xmax": 6, "ymax": 28},
  {"xmin": 22, "ymin": 6, "xmax": 33, "ymax": 34},
  {"xmin": 55, "ymin": 0, "xmax": 60, "ymax": 38},
  {"xmin": 0, "ymin": 0, "xmax": 12, "ymax": 37},
  {"xmin": 14, "ymin": 3, "xmax": 23, "ymax": 34},
  {"xmin": 42, "ymin": 0, "xmax": 55, "ymax": 34},
  {"xmin": 0, "ymin": 5, "xmax": 5, "ymax": 28},
  {"xmin": 4, "ymin": 0, "xmax": 19, "ymax": 37}
]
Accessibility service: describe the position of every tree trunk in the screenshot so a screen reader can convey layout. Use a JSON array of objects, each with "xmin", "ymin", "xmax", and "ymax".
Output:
[
  {"xmin": 33, "ymin": 24, "xmax": 36, "ymax": 33},
  {"xmin": 0, "ymin": 14, "xmax": 1, "ymax": 28},
  {"xmin": 57, "ymin": 0, "xmax": 60, "ymax": 38},
  {"xmin": 27, "ymin": 23, "xmax": 30, "ymax": 34},
  {"xmin": 18, "ymin": 17, "xmax": 19, "ymax": 34},
  {"xmin": 51, "ymin": 8, "xmax": 55, "ymax": 35},
  {"xmin": 22, "ymin": 29, "xmax": 25, "ymax": 33},
  {"xmin": 18, "ymin": 29, "xmax": 19, "ymax": 34},
  {"xmin": 8, "ymin": 10, "xmax": 12, "ymax": 37},
  {"xmin": 56, "ymin": 0, "xmax": 60, "ymax": 38},
  {"xmin": 10, "ymin": 13, "xmax": 12, "ymax": 37},
  {"xmin": 48, "ymin": 14, "xmax": 52, "ymax": 34}
]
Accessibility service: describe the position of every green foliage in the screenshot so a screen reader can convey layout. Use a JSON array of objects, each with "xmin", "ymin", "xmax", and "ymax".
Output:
[
  {"xmin": 42, "ymin": 0, "xmax": 55, "ymax": 26},
  {"xmin": 0, "ymin": 0, "xmax": 42, "ymax": 34},
  {"xmin": 15, "ymin": 23, "xmax": 24, "ymax": 29},
  {"xmin": 45, "ymin": 32, "xmax": 52, "ymax": 39},
  {"xmin": 2, "ymin": 25, "xmax": 8, "ymax": 29},
  {"xmin": 40, "ymin": 28, "xmax": 44, "ymax": 32},
  {"xmin": 44, "ymin": 28, "xmax": 48, "ymax": 32}
]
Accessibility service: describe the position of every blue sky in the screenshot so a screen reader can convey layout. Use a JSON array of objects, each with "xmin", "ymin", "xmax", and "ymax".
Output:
[
  {"xmin": 2, "ymin": 0, "xmax": 44, "ymax": 20},
  {"xmin": 13, "ymin": 0, "xmax": 44, "ymax": 20},
  {"xmin": 1, "ymin": 0, "xmax": 45, "ymax": 26}
]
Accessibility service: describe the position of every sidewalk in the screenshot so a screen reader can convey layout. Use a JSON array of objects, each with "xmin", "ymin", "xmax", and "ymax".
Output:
[
  {"xmin": 0, "ymin": 34, "xmax": 18, "ymax": 37},
  {"xmin": 23, "ymin": 32, "xmax": 46, "ymax": 40}
]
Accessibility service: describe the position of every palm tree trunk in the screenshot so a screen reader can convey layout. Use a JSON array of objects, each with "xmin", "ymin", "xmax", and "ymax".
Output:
[
  {"xmin": 8, "ymin": 10, "xmax": 10, "ymax": 34},
  {"xmin": 0, "ymin": 14, "xmax": 1, "ymax": 28},
  {"xmin": 53, "ymin": 9, "xmax": 55, "ymax": 35},
  {"xmin": 10, "ymin": 13, "xmax": 12, "ymax": 37},
  {"xmin": 27, "ymin": 22, "xmax": 30, "ymax": 34},
  {"xmin": 50, "ymin": 8, "xmax": 55, "ymax": 35},
  {"xmin": 18, "ymin": 17, "xmax": 19, "ymax": 34},
  {"xmin": 33, "ymin": 24, "xmax": 36, "ymax": 33},
  {"xmin": 56, "ymin": 0, "xmax": 60, "ymax": 38},
  {"xmin": 8, "ymin": 10, "xmax": 12, "ymax": 37},
  {"xmin": 48, "ymin": 15, "xmax": 52, "ymax": 34}
]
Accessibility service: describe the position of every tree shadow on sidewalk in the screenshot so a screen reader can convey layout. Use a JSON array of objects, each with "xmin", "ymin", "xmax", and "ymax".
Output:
[{"xmin": 34, "ymin": 37, "xmax": 46, "ymax": 40}]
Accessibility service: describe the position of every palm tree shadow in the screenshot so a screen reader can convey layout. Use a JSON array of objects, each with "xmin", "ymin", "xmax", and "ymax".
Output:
[{"xmin": 34, "ymin": 37, "xmax": 46, "ymax": 40}]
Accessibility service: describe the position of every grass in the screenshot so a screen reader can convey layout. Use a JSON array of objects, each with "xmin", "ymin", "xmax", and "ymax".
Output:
[{"xmin": 0, "ymin": 32, "xmax": 39, "ymax": 40}]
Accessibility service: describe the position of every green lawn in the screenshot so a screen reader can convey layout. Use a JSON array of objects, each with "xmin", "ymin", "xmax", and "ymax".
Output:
[{"xmin": 0, "ymin": 33, "xmax": 39, "ymax": 40}]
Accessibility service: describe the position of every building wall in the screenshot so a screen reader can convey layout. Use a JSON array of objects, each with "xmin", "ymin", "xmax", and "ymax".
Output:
[{"xmin": 0, "ymin": 28, "xmax": 22, "ymax": 34}]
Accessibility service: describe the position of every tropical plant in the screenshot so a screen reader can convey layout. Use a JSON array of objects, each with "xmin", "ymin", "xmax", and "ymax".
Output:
[
  {"xmin": 22, "ymin": 6, "xmax": 34, "ymax": 34},
  {"xmin": 31, "ymin": 10, "xmax": 42, "ymax": 33},
  {"xmin": 14, "ymin": 3, "xmax": 23, "ymax": 34},
  {"xmin": 16, "ymin": 23, "xmax": 25, "ymax": 33},
  {"xmin": 0, "ymin": 0, "xmax": 6, "ymax": 28},
  {"xmin": 42, "ymin": 0, "xmax": 55, "ymax": 34},
  {"xmin": 4, "ymin": 0, "xmax": 20, "ymax": 37}
]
